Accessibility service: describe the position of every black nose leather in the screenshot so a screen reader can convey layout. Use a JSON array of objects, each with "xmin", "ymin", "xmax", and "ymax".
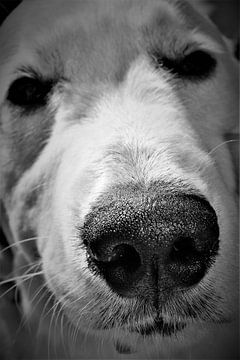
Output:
[{"xmin": 81, "ymin": 185, "xmax": 219, "ymax": 300}]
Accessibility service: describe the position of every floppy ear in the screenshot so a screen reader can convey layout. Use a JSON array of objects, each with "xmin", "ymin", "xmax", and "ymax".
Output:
[
  {"xmin": 197, "ymin": 0, "xmax": 239, "ymax": 188},
  {"xmin": 223, "ymin": 35, "xmax": 239, "ymax": 190},
  {"xmin": 218, "ymin": 27, "xmax": 239, "ymax": 190}
]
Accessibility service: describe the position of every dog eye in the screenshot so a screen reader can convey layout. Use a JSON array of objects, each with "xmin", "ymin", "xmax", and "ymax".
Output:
[
  {"xmin": 7, "ymin": 76, "xmax": 54, "ymax": 109},
  {"xmin": 153, "ymin": 50, "xmax": 217, "ymax": 79}
]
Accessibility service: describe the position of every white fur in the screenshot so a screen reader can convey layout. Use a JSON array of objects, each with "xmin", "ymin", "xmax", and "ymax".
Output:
[{"xmin": 0, "ymin": 0, "xmax": 238, "ymax": 359}]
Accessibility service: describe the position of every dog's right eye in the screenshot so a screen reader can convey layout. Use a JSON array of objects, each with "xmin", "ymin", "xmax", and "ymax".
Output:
[
  {"xmin": 152, "ymin": 50, "xmax": 217, "ymax": 80},
  {"xmin": 7, "ymin": 76, "xmax": 54, "ymax": 109}
]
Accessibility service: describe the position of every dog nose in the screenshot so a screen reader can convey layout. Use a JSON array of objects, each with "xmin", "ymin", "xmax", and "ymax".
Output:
[{"xmin": 81, "ymin": 187, "xmax": 219, "ymax": 299}]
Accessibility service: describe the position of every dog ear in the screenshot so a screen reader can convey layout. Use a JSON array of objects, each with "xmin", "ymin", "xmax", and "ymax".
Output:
[
  {"xmin": 219, "ymin": 35, "xmax": 239, "ymax": 190},
  {"xmin": 223, "ymin": 35, "xmax": 239, "ymax": 191},
  {"xmin": 223, "ymin": 35, "xmax": 239, "ymax": 190},
  {"xmin": 202, "ymin": 1, "xmax": 239, "ymax": 188}
]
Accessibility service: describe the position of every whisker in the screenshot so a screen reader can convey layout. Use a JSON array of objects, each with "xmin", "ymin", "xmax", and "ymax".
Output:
[
  {"xmin": 0, "ymin": 281, "xmax": 18, "ymax": 300},
  {"xmin": 43, "ymin": 288, "xmax": 71, "ymax": 320},
  {"xmin": 0, "ymin": 237, "xmax": 47, "ymax": 256},
  {"xmin": 60, "ymin": 310, "xmax": 70, "ymax": 358},
  {"xmin": 53, "ymin": 300, "xmax": 67, "ymax": 355},
  {"xmin": 48, "ymin": 297, "xmax": 63, "ymax": 358},
  {"xmin": 0, "ymin": 271, "xmax": 44, "ymax": 286},
  {"xmin": 207, "ymin": 139, "xmax": 239, "ymax": 156},
  {"xmin": 17, "ymin": 283, "xmax": 48, "ymax": 335},
  {"xmin": 13, "ymin": 259, "xmax": 42, "ymax": 273},
  {"xmin": 40, "ymin": 291, "xmax": 56, "ymax": 321},
  {"xmin": 72, "ymin": 297, "xmax": 97, "ymax": 346}
]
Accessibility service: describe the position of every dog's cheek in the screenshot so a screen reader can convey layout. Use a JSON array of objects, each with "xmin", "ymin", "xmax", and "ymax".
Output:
[
  {"xmin": 0, "ymin": 105, "xmax": 55, "ymax": 196},
  {"xmin": 41, "ymin": 237, "xmax": 96, "ymax": 328},
  {"xmin": 206, "ymin": 192, "xmax": 239, "ymax": 315},
  {"xmin": 38, "ymin": 184, "xmax": 88, "ymax": 301}
]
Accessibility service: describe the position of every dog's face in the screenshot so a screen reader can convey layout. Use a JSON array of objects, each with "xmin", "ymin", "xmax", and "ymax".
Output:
[{"xmin": 0, "ymin": 0, "xmax": 239, "ymax": 356}]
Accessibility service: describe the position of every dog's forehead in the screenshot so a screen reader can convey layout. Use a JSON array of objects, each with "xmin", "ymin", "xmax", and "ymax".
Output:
[
  {"xmin": 4, "ymin": 0, "xmax": 219, "ymax": 32},
  {"xmin": 1, "ymin": 0, "xmax": 224, "ymax": 76}
]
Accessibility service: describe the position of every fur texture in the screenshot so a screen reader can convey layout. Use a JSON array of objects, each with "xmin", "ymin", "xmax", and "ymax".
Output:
[{"xmin": 0, "ymin": 0, "xmax": 239, "ymax": 358}]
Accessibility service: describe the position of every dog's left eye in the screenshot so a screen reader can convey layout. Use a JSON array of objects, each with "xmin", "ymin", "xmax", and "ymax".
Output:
[
  {"xmin": 7, "ymin": 76, "xmax": 54, "ymax": 109},
  {"xmin": 153, "ymin": 50, "xmax": 217, "ymax": 79}
]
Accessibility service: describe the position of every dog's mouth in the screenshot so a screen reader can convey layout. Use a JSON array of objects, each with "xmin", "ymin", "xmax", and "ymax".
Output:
[
  {"xmin": 113, "ymin": 319, "xmax": 186, "ymax": 354},
  {"xmin": 94, "ymin": 314, "xmax": 186, "ymax": 337},
  {"xmin": 95, "ymin": 316, "xmax": 186, "ymax": 354},
  {"xmin": 128, "ymin": 317, "xmax": 186, "ymax": 336}
]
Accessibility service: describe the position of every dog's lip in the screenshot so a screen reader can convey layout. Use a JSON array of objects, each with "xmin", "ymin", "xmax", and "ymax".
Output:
[
  {"xmin": 128, "ymin": 317, "xmax": 186, "ymax": 336},
  {"xmin": 95, "ymin": 317, "xmax": 186, "ymax": 337}
]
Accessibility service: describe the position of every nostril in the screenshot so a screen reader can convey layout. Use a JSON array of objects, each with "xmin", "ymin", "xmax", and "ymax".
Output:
[
  {"xmin": 168, "ymin": 236, "xmax": 214, "ymax": 287},
  {"xmin": 170, "ymin": 236, "xmax": 198, "ymax": 262},
  {"xmin": 94, "ymin": 243, "xmax": 142, "ymax": 273},
  {"xmin": 90, "ymin": 243, "xmax": 142, "ymax": 296}
]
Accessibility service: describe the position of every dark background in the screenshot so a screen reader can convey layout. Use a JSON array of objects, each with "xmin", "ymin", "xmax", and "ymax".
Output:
[{"xmin": 0, "ymin": 0, "xmax": 20, "ymax": 24}]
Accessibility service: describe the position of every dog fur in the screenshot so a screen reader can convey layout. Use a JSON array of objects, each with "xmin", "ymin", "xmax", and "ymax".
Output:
[{"xmin": 0, "ymin": 0, "xmax": 239, "ymax": 358}]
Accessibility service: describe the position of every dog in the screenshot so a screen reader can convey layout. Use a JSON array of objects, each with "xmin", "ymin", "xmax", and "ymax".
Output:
[{"xmin": 0, "ymin": 0, "xmax": 239, "ymax": 358}]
